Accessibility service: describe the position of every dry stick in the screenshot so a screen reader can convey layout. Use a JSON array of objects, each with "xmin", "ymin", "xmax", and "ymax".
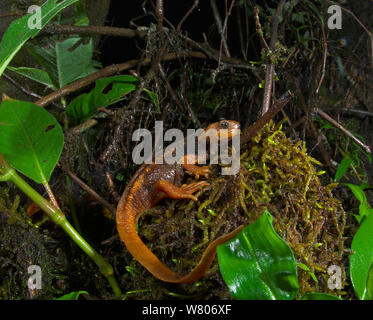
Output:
[
  {"xmin": 38, "ymin": 24, "xmax": 147, "ymax": 38},
  {"xmin": 315, "ymin": 20, "xmax": 327, "ymax": 95},
  {"xmin": 62, "ymin": 165, "xmax": 116, "ymax": 215},
  {"xmin": 325, "ymin": 107, "xmax": 373, "ymax": 118},
  {"xmin": 221, "ymin": 0, "xmax": 236, "ymax": 57},
  {"xmin": 210, "ymin": 0, "xmax": 231, "ymax": 58},
  {"xmin": 34, "ymin": 51, "xmax": 207, "ymax": 108},
  {"xmin": 156, "ymin": 0, "xmax": 164, "ymax": 33},
  {"xmin": 240, "ymin": 90, "xmax": 293, "ymax": 146},
  {"xmin": 157, "ymin": 62, "xmax": 197, "ymax": 123},
  {"xmin": 105, "ymin": 172, "xmax": 120, "ymax": 202},
  {"xmin": 70, "ymin": 119, "xmax": 98, "ymax": 135},
  {"xmin": 3, "ymin": 72, "xmax": 43, "ymax": 100},
  {"xmin": 177, "ymin": 0, "xmax": 200, "ymax": 31},
  {"xmin": 314, "ymin": 108, "xmax": 371, "ymax": 154},
  {"xmin": 37, "ymin": 23, "xmax": 250, "ymax": 70},
  {"xmin": 259, "ymin": 0, "xmax": 286, "ymax": 115},
  {"xmin": 0, "ymin": 12, "xmax": 23, "ymax": 18}
]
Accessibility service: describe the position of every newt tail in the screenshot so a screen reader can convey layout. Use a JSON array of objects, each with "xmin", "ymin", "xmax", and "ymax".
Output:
[{"xmin": 116, "ymin": 120, "xmax": 244, "ymax": 283}]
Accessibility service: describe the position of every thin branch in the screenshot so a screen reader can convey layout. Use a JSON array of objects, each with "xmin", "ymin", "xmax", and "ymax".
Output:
[
  {"xmin": 177, "ymin": 0, "xmax": 200, "ymax": 31},
  {"xmin": 38, "ymin": 24, "xmax": 147, "ymax": 38},
  {"xmin": 240, "ymin": 90, "xmax": 293, "ymax": 146},
  {"xmin": 156, "ymin": 0, "xmax": 164, "ymax": 33},
  {"xmin": 0, "ymin": 12, "xmax": 23, "ymax": 18},
  {"xmin": 34, "ymin": 51, "xmax": 208, "ymax": 108},
  {"xmin": 260, "ymin": 0, "xmax": 286, "ymax": 115},
  {"xmin": 210, "ymin": 0, "xmax": 230, "ymax": 58},
  {"xmin": 3, "ymin": 72, "xmax": 43, "ymax": 100},
  {"xmin": 62, "ymin": 165, "xmax": 116, "ymax": 215},
  {"xmin": 315, "ymin": 19, "xmax": 327, "ymax": 95},
  {"xmin": 314, "ymin": 108, "xmax": 371, "ymax": 154},
  {"xmin": 324, "ymin": 107, "xmax": 373, "ymax": 118}
]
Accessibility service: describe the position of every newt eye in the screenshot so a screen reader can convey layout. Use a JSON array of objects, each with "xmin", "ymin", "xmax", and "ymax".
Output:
[{"xmin": 220, "ymin": 120, "xmax": 229, "ymax": 129}]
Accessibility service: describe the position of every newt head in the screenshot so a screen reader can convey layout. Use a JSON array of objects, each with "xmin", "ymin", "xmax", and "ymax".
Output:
[{"xmin": 204, "ymin": 119, "xmax": 240, "ymax": 141}]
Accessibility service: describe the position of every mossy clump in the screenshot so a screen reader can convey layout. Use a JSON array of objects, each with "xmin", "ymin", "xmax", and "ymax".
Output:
[
  {"xmin": 238, "ymin": 121, "xmax": 346, "ymax": 296},
  {"xmin": 121, "ymin": 121, "xmax": 346, "ymax": 299}
]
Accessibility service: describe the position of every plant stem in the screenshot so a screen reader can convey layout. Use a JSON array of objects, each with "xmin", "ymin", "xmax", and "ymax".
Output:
[{"xmin": 0, "ymin": 154, "xmax": 122, "ymax": 296}]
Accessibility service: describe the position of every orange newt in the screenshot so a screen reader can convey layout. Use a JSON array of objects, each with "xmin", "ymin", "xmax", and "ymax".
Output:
[{"xmin": 116, "ymin": 120, "xmax": 244, "ymax": 283}]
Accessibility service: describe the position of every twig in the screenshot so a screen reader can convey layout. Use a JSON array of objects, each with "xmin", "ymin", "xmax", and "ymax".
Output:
[
  {"xmin": 314, "ymin": 108, "xmax": 371, "ymax": 154},
  {"xmin": 37, "ymin": 24, "xmax": 147, "ymax": 38},
  {"xmin": 157, "ymin": 62, "xmax": 198, "ymax": 123},
  {"xmin": 324, "ymin": 107, "xmax": 373, "ymax": 118},
  {"xmin": 253, "ymin": 7, "xmax": 269, "ymax": 50},
  {"xmin": 177, "ymin": 0, "xmax": 200, "ymax": 31},
  {"xmin": 259, "ymin": 0, "xmax": 286, "ymax": 115},
  {"xmin": 62, "ymin": 165, "xmax": 116, "ymax": 215},
  {"xmin": 156, "ymin": 0, "xmax": 164, "ymax": 33},
  {"xmin": 315, "ymin": 19, "xmax": 327, "ymax": 95},
  {"xmin": 34, "ymin": 51, "xmax": 208, "ymax": 108},
  {"xmin": 210, "ymin": 0, "xmax": 231, "ymax": 58},
  {"xmin": 105, "ymin": 172, "xmax": 120, "ymax": 202},
  {"xmin": 0, "ymin": 12, "xmax": 23, "ymax": 18},
  {"xmin": 2, "ymin": 72, "xmax": 43, "ymax": 100},
  {"xmin": 70, "ymin": 119, "xmax": 98, "ymax": 135},
  {"xmin": 240, "ymin": 90, "xmax": 293, "ymax": 146}
]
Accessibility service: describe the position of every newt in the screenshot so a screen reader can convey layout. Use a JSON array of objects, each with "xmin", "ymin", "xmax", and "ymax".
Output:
[{"xmin": 116, "ymin": 120, "xmax": 244, "ymax": 283}]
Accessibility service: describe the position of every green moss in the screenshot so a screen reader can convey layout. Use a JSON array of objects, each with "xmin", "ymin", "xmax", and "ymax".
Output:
[{"xmin": 124, "ymin": 121, "xmax": 346, "ymax": 298}]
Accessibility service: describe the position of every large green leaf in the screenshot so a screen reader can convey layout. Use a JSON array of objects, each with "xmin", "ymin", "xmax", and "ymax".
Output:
[
  {"xmin": 217, "ymin": 210, "xmax": 299, "ymax": 300},
  {"xmin": 0, "ymin": 0, "xmax": 78, "ymax": 77},
  {"xmin": 0, "ymin": 99, "xmax": 63, "ymax": 183},
  {"xmin": 27, "ymin": 37, "xmax": 98, "ymax": 89},
  {"xmin": 66, "ymin": 75, "xmax": 139, "ymax": 123},
  {"xmin": 350, "ymin": 213, "xmax": 373, "ymax": 300}
]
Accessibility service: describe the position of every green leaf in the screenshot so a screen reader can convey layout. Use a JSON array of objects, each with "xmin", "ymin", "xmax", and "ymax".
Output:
[
  {"xmin": 0, "ymin": 99, "xmax": 64, "ymax": 183},
  {"xmin": 358, "ymin": 202, "xmax": 373, "ymax": 222},
  {"xmin": 8, "ymin": 66, "xmax": 55, "ymax": 89},
  {"xmin": 55, "ymin": 290, "xmax": 88, "ymax": 300},
  {"xmin": 334, "ymin": 156, "xmax": 353, "ymax": 181},
  {"xmin": 0, "ymin": 0, "xmax": 79, "ymax": 77},
  {"xmin": 297, "ymin": 262, "xmax": 318, "ymax": 284},
  {"xmin": 350, "ymin": 213, "xmax": 373, "ymax": 300},
  {"xmin": 217, "ymin": 210, "xmax": 299, "ymax": 300},
  {"xmin": 27, "ymin": 37, "xmax": 98, "ymax": 89},
  {"xmin": 66, "ymin": 75, "xmax": 138, "ymax": 122},
  {"xmin": 306, "ymin": 1, "xmax": 324, "ymax": 23},
  {"xmin": 143, "ymin": 88, "xmax": 160, "ymax": 112},
  {"xmin": 300, "ymin": 292, "xmax": 342, "ymax": 300},
  {"xmin": 344, "ymin": 183, "xmax": 366, "ymax": 204},
  {"xmin": 367, "ymin": 264, "xmax": 373, "ymax": 300}
]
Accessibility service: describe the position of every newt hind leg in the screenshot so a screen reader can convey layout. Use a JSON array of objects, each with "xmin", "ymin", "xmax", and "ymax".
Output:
[{"xmin": 156, "ymin": 180, "xmax": 209, "ymax": 202}]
